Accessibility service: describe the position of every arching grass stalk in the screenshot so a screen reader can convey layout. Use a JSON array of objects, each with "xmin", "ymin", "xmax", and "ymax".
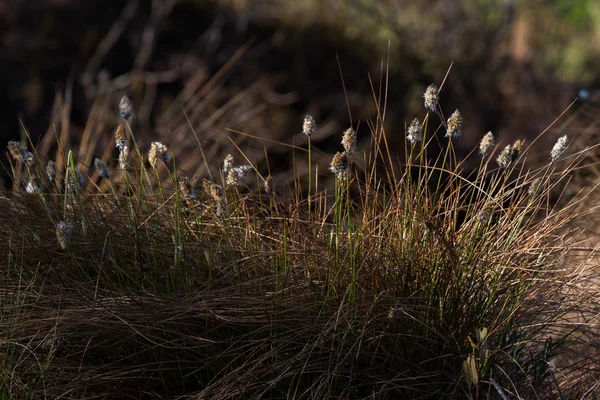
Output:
[{"xmin": 303, "ymin": 115, "xmax": 316, "ymax": 213}]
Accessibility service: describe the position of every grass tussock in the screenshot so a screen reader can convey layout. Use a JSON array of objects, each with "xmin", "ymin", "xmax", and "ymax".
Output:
[{"xmin": 2, "ymin": 80, "xmax": 600, "ymax": 399}]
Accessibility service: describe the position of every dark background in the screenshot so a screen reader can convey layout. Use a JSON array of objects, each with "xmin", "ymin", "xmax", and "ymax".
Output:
[{"xmin": 1, "ymin": 0, "xmax": 599, "ymax": 186}]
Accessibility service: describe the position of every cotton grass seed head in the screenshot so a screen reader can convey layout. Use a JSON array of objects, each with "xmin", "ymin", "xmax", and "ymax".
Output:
[
  {"xmin": 407, "ymin": 119, "xmax": 423, "ymax": 145},
  {"xmin": 263, "ymin": 175, "xmax": 273, "ymax": 193},
  {"xmin": 445, "ymin": 110, "xmax": 463, "ymax": 139},
  {"xmin": 178, "ymin": 176, "xmax": 196, "ymax": 209},
  {"xmin": 477, "ymin": 208, "xmax": 492, "ymax": 224},
  {"xmin": 119, "ymin": 146, "xmax": 131, "ymax": 170},
  {"xmin": 148, "ymin": 142, "xmax": 170, "ymax": 168},
  {"xmin": 7, "ymin": 140, "xmax": 24, "ymax": 160},
  {"xmin": 511, "ymin": 140, "xmax": 522, "ymax": 163},
  {"xmin": 114, "ymin": 124, "xmax": 128, "ymax": 150},
  {"xmin": 46, "ymin": 161, "xmax": 57, "ymax": 182},
  {"xmin": 528, "ymin": 178, "xmax": 542, "ymax": 199},
  {"xmin": 330, "ymin": 151, "xmax": 351, "ymax": 180},
  {"xmin": 223, "ymin": 154, "xmax": 234, "ymax": 173},
  {"xmin": 56, "ymin": 221, "xmax": 73, "ymax": 250},
  {"xmin": 119, "ymin": 95, "xmax": 135, "ymax": 122},
  {"xmin": 479, "ymin": 131, "xmax": 495, "ymax": 157},
  {"xmin": 26, "ymin": 178, "xmax": 41, "ymax": 194},
  {"xmin": 423, "ymin": 84, "xmax": 439, "ymax": 111},
  {"xmin": 203, "ymin": 179, "xmax": 223, "ymax": 202},
  {"xmin": 303, "ymin": 114, "xmax": 316, "ymax": 137},
  {"xmin": 550, "ymin": 135, "xmax": 569, "ymax": 162},
  {"xmin": 496, "ymin": 140, "xmax": 522, "ymax": 169},
  {"xmin": 7, "ymin": 141, "xmax": 34, "ymax": 165},
  {"xmin": 226, "ymin": 165, "xmax": 252, "ymax": 187},
  {"xmin": 65, "ymin": 168, "xmax": 85, "ymax": 192},
  {"xmin": 178, "ymin": 176, "xmax": 196, "ymax": 199},
  {"xmin": 341, "ymin": 127, "xmax": 357, "ymax": 154},
  {"xmin": 94, "ymin": 158, "xmax": 110, "ymax": 179},
  {"xmin": 496, "ymin": 145, "xmax": 513, "ymax": 169}
]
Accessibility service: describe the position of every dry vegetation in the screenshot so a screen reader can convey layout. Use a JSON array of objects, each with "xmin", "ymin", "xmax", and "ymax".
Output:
[{"xmin": 2, "ymin": 70, "xmax": 600, "ymax": 399}]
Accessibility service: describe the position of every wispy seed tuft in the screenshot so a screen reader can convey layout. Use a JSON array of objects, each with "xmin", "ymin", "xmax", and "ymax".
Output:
[
  {"xmin": 94, "ymin": 158, "xmax": 110, "ymax": 178},
  {"xmin": 178, "ymin": 176, "xmax": 196, "ymax": 209},
  {"xmin": 479, "ymin": 131, "xmax": 495, "ymax": 157},
  {"xmin": 148, "ymin": 142, "xmax": 170, "ymax": 168},
  {"xmin": 203, "ymin": 179, "xmax": 223, "ymax": 202},
  {"xmin": 341, "ymin": 127, "xmax": 357, "ymax": 154},
  {"xmin": 178, "ymin": 176, "xmax": 196, "ymax": 199},
  {"xmin": 423, "ymin": 84, "xmax": 439, "ymax": 111},
  {"xmin": 330, "ymin": 151, "xmax": 351, "ymax": 181},
  {"xmin": 114, "ymin": 124, "xmax": 128, "ymax": 150},
  {"xmin": 119, "ymin": 146, "xmax": 131, "ymax": 170},
  {"xmin": 407, "ymin": 119, "xmax": 423, "ymax": 145},
  {"xmin": 226, "ymin": 165, "xmax": 252, "ymax": 187},
  {"xmin": 7, "ymin": 141, "xmax": 34, "ymax": 165},
  {"xmin": 119, "ymin": 95, "xmax": 135, "ymax": 122},
  {"xmin": 56, "ymin": 221, "xmax": 73, "ymax": 250},
  {"xmin": 550, "ymin": 135, "xmax": 569, "ymax": 162},
  {"xmin": 303, "ymin": 115, "xmax": 316, "ymax": 137},
  {"xmin": 46, "ymin": 161, "xmax": 57, "ymax": 182},
  {"xmin": 445, "ymin": 110, "xmax": 463, "ymax": 139},
  {"xmin": 26, "ymin": 178, "xmax": 42, "ymax": 194},
  {"xmin": 497, "ymin": 140, "xmax": 522, "ymax": 169},
  {"xmin": 223, "ymin": 154, "xmax": 234, "ymax": 174},
  {"xmin": 263, "ymin": 175, "xmax": 273, "ymax": 194},
  {"xmin": 65, "ymin": 167, "xmax": 85, "ymax": 192}
]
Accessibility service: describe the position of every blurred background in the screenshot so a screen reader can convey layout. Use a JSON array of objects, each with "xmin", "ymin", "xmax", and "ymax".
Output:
[{"xmin": 1, "ymin": 0, "xmax": 600, "ymax": 186}]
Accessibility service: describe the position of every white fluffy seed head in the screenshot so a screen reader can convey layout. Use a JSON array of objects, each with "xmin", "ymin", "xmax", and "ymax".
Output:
[
  {"xmin": 303, "ymin": 115, "xmax": 316, "ymax": 137},
  {"xmin": 423, "ymin": 84, "xmax": 439, "ymax": 111},
  {"xmin": 341, "ymin": 127, "xmax": 357, "ymax": 154},
  {"xmin": 119, "ymin": 95, "xmax": 135, "ymax": 122},
  {"xmin": 550, "ymin": 135, "xmax": 569, "ymax": 162},
  {"xmin": 148, "ymin": 142, "xmax": 170, "ymax": 168},
  {"xmin": 445, "ymin": 110, "xmax": 463, "ymax": 139},
  {"xmin": 479, "ymin": 131, "xmax": 495, "ymax": 158},
  {"xmin": 407, "ymin": 119, "xmax": 423, "ymax": 145}
]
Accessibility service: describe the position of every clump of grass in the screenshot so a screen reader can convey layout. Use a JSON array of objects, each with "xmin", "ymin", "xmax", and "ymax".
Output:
[{"xmin": 1, "ymin": 78, "xmax": 599, "ymax": 399}]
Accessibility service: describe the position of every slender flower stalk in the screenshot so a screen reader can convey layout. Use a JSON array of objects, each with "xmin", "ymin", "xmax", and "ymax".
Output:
[{"xmin": 303, "ymin": 115, "xmax": 316, "ymax": 211}]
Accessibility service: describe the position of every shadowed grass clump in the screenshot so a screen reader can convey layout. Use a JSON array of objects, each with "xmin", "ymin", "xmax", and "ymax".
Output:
[{"xmin": 1, "ymin": 78, "xmax": 600, "ymax": 399}]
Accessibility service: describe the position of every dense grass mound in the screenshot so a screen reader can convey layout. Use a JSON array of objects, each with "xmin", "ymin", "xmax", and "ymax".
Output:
[{"xmin": 2, "ymin": 82, "xmax": 600, "ymax": 399}]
